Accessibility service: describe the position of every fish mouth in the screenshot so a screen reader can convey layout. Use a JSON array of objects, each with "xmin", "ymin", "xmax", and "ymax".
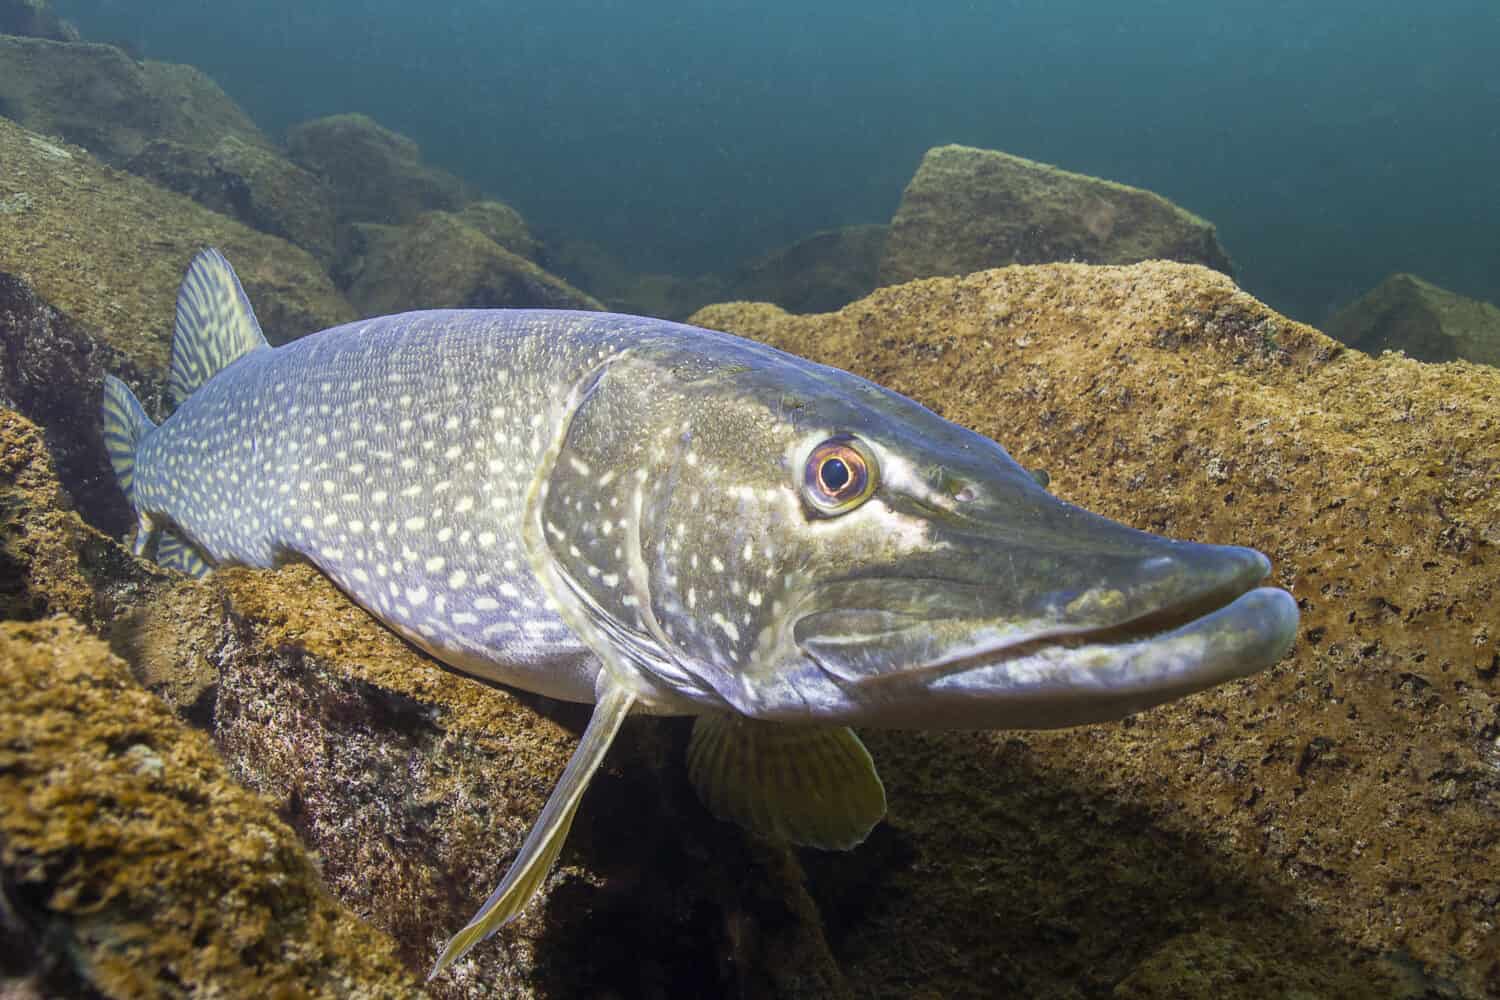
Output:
[{"xmin": 790, "ymin": 544, "xmax": 1299, "ymax": 729}]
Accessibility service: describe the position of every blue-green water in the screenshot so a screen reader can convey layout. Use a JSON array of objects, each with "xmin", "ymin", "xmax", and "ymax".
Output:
[{"xmin": 57, "ymin": 0, "xmax": 1500, "ymax": 323}]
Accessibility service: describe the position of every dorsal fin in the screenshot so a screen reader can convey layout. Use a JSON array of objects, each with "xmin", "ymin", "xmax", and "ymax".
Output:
[{"xmin": 167, "ymin": 247, "xmax": 270, "ymax": 406}]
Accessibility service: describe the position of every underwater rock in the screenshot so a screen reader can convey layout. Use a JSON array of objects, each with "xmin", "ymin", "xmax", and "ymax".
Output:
[
  {"xmin": 287, "ymin": 113, "xmax": 476, "ymax": 227},
  {"xmin": 127, "ymin": 135, "xmax": 339, "ymax": 266},
  {"xmin": 729, "ymin": 224, "xmax": 887, "ymax": 314},
  {"xmin": 0, "ymin": 270, "xmax": 140, "ymax": 536},
  {"xmin": 879, "ymin": 144, "xmax": 1233, "ymax": 287},
  {"xmin": 0, "ymin": 115, "xmax": 354, "ymax": 376},
  {"xmin": 548, "ymin": 238, "xmax": 728, "ymax": 321},
  {"xmin": 456, "ymin": 200, "xmax": 544, "ymax": 263},
  {"xmin": 0, "ymin": 616, "xmax": 422, "ymax": 998},
  {"xmin": 693, "ymin": 261, "xmax": 1500, "ymax": 998},
  {"xmin": 1326, "ymin": 272, "xmax": 1500, "ymax": 366},
  {"xmin": 0, "ymin": 0, "xmax": 78, "ymax": 41},
  {"xmin": 340, "ymin": 210, "xmax": 602, "ymax": 315},
  {"xmin": 0, "ymin": 35, "xmax": 267, "ymax": 165}
]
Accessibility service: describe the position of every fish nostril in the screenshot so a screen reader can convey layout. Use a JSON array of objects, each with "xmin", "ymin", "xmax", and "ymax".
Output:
[{"xmin": 953, "ymin": 485, "xmax": 975, "ymax": 503}]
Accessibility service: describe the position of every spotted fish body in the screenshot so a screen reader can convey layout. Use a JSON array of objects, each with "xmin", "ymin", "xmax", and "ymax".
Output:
[{"xmin": 103, "ymin": 249, "xmax": 1300, "ymax": 977}]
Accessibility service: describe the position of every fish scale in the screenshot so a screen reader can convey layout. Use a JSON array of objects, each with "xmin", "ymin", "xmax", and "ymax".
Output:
[{"xmin": 102, "ymin": 248, "xmax": 1298, "ymax": 977}]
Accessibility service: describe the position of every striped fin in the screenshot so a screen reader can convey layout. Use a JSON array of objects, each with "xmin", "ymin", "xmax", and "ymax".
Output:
[
  {"xmin": 687, "ymin": 713, "xmax": 885, "ymax": 851},
  {"xmin": 157, "ymin": 529, "xmax": 213, "ymax": 579},
  {"xmin": 167, "ymin": 247, "xmax": 269, "ymax": 406},
  {"xmin": 429, "ymin": 681, "xmax": 636, "ymax": 978},
  {"xmin": 100, "ymin": 374, "xmax": 155, "ymax": 506}
]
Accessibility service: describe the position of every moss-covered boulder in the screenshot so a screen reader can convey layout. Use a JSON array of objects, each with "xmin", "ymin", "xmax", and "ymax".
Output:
[
  {"xmin": 127, "ymin": 135, "xmax": 339, "ymax": 265},
  {"xmin": 456, "ymin": 200, "xmax": 543, "ymax": 262},
  {"xmin": 729, "ymin": 224, "xmax": 887, "ymax": 314},
  {"xmin": 0, "ymin": 616, "xmax": 422, "ymax": 998},
  {"xmin": 341, "ymin": 211, "xmax": 602, "ymax": 316},
  {"xmin": 0, "ymin": 116, "xmax": 353, "ymax": 376},
  {"xmin": 0, "ymin": 35, "xmax": 268, "ymax": 163},
  {"xmin": 1327, "ymin": 272, "xmax": 1500, "ymax": 366},
  {"xmin": 880, "ymin": 144, "xmax": 1233, "ymax": 286},
  {"xmin": 693, "ymin": 261, "xmax": 1499, "ymax": 998},
  {"xmin": 287, "ymin": 113, "xmax": 475, "ymax": 226}
]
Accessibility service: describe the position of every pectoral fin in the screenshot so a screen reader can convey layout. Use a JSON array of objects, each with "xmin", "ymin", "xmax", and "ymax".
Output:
[
  {"xmin": 429, "ymin": 681, "xmax": 636, "ymax": 978},
  {"xmin": 687, "ymin": 713, "xmax": 886, "ymax": 851}
]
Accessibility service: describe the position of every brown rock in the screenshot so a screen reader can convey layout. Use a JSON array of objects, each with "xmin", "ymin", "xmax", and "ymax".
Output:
[
  {"xmin": 0, "ymin": 35, "xmax": 268, "ymax": 164},
  {"xmin": 692, "ymin": 261, "xmax": 1500, "ymax": 998},
  {"xmin": 731, "ymin": 224, "xmax": 887, "ymax": 314},
  {"xmin": 1326, "ymin": 272, "xmax": 1500, "ymax": 365},
  {"xmin": 127, "ymin": 135, "xmax": 339, "ymax": 265},
  {"xmin": 0, "ymin": 616, "xmax": 421, "ymax": 998},
  {"xmin": 287, "ymin": 113, "xmax": 475, "ymax": 226},
  {"xmin": 0, "ymin": 115, "xmax": 354, "ymax": 376},
  {"xmin": 342, "ymin": 211, "xmax": 602, "ymax": 315},
  {"xmin": 880, "ymin": 144, "xmax": 1233, "ymax": 286}
]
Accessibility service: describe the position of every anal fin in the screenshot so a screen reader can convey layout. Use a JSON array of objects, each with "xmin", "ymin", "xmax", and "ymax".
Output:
[
  {"xmin": 687, "ymin": 713, "xmax": 886, "ymax": 851},
  {"xmin": 156, "ymin": 528, "xmax": 213, "ymax": 579},
  {"xmin": 429, "ymin": 680, "xmax": 636, "ymax": 978}
]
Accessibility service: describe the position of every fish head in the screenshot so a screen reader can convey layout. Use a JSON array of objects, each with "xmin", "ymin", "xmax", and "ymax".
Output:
[{"xmin": 535, "ymin": 331, "xmax": 1298, "ymax": 728}]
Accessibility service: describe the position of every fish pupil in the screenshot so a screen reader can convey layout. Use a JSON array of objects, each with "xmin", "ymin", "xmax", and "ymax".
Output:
[{"xmin": 821, "ymin": 457, "xmax": 851, "ymax": 492}]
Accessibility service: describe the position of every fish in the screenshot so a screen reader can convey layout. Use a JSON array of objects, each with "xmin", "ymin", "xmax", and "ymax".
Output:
[{"xmin": 101, "ymin": 248, "xmax": 1299, "ymax": 977}]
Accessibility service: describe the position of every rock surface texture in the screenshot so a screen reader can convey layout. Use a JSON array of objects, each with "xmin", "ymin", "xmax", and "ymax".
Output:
[{"xmin": 880, "ymin": 145, "xmax": 1234, "ymax": 287}]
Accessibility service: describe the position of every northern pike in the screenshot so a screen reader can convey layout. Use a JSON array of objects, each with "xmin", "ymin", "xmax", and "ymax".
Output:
[{"xmin": 101, "ymin": 249, "xmax": 1299, "ymax": 976}]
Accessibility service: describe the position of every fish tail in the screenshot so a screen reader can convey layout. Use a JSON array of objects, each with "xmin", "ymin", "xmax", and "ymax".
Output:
[{"xmin": 100, "ymin": 374, "xmax": 154, "ymax": 510}]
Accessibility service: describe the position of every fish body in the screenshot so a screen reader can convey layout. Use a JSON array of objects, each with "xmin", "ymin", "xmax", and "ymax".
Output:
[{"xmin": 103, "ymin": 250, "xmax": 1299, "ymax": 976}]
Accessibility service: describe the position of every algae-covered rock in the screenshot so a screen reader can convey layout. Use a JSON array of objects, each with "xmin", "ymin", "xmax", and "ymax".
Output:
[
  {"xmin": 693, "ymin": 262, "xmax": 1500, "ymax": 998},
  {"xmin": 0, "ymin": 270, "xmax": 140, "ymax": 535},
  {"xmin": 0, "ymin": 35, "xmax": 268, "ymax": 164},
  {"xmin": 457, "ymin": 200, "xmax": 543, "ymax": 262},
  {"xmin": 287, "ymin": 113, "xmax": 475, "ymax": 226},
  {"xmin": 730, "ymin": 224, "xmax": 887, "ymax": 314},
  {"xmin": 879, "ymin": 144, "xmax": 1233, "ymax": 287},
  {"xmin": 127, "ymin": 135, "xmax": 339, "ymax": 265},
  {"xmin": 1326, "ymin": 272, "xmax": 1500, "ymax": 366},
  {"xmin": 342, "ymin": 211, "xmax": 602, "ymax": 315},
  {"xmin": 0, "ymin": 617, "xmax": 422, "ymax": 998},
  {"xmin": 0, "ymin": 116, "xmax": 354, "ymax": 376}
]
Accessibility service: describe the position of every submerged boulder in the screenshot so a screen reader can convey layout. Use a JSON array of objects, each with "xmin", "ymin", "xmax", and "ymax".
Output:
[
  {"xmin": 287, "ymin": 113, "xmax": 475, "ymax": 226},
  {"xmin": 341, "ymin": 210, "xmax": 602, "ymax": 315},
  {"xmin": 693, "ymin": 261, "xmax": 1500, "ymax": 998},
  {"xmin": 729, "ymin": 224, "xmax": 887, "ymax": 314},
  {"xmin": 1326, "ymin": 272, "xmax": 1500, "ymax": 366},
  {"xmin": 457, "ymin": 200, "xmax": 544, "ymax": 263},
  {"xmin": 127, "ymin": 135, "xmax": 339, "ymax": 265},
  {"xmin": 0, "ymin": 615, "xmax": 422, "ymax": 998},
  {"xmin": 880, "ymin": 144, "xmax": 1233, "ymax": 286},
  {"xmin": 0, "ymin": 35, "xmax": 268, "ymax": 164},
  {"xmin": 0, "ymin": 116, "xmax": 353, "ymax": 378},
  {"xmin": 0, "ymin": 0, "xmax": 79, "ymax": 40}
]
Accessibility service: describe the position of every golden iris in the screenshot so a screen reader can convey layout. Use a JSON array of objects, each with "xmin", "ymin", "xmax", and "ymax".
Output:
[{"xmin": 804, "ymin": 436, "xmax": 877, "ymax": 513}]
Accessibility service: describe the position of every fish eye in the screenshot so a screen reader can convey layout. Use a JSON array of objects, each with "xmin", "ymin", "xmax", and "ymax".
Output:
[{"xmin": 803, "ymin": 436, "xmax": 878, "ymax": 514}]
